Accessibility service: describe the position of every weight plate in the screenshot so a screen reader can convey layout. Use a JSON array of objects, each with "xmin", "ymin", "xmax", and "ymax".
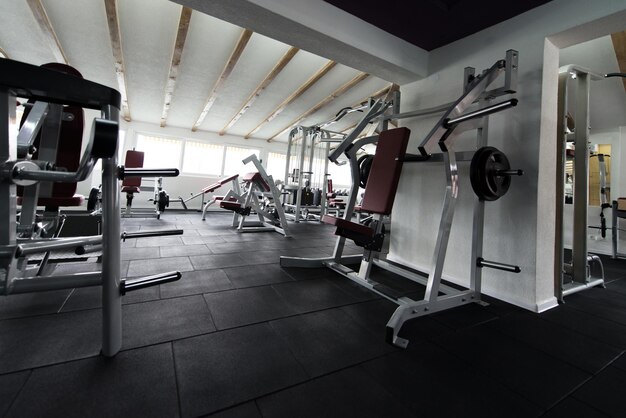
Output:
[{"xmin": 470, "ymin": 146, "xmax": 511, "ymax": 201}]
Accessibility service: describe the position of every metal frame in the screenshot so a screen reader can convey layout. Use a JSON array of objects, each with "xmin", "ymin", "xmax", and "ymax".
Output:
[
  {"xmin": 0, "ymin": 59, "xmax": 182, "ymax": 357},
  {"xmin": 281, "ymin": 50, "xmax": 520, "ymax": 348},
  {"xmin": 556, "ymin": 65, "xmax": 605, "ymax": 301}
]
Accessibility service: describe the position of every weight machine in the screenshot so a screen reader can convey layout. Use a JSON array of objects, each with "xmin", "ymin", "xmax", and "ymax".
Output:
[
  {"xmin": 282, "ymin": 50, "xmax": 522, "ymax": 348},
  {"xmin": 1, "ymin": 59, "xmax": 183, "ymax": 357}
]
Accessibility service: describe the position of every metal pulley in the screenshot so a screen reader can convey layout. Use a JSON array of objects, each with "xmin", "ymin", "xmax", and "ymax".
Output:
[{"xmin": 470, "ymin": 146, "xmax": 523, "ymax": 201}]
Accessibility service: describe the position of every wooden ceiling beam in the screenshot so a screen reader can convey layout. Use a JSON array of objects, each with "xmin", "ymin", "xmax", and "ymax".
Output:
[
  {"xmin": 104, "ymin": 0, "xmax": 131, "ymax": 122},
  {"xmin": 244, "ymin": 60, "xmax": 336, "ymax": 139},
  {"xmin": 192, "ymin": 28, "xmax": 253, "ymax": 132},
  {"xmin": 26, "ymin": 0, "xmax": 68, "ymax": 64},
  {"xmin": 611, "ymin": 31, "xmax": 626, "ymax": 92},
  {"xmin": 160, "ymin": 6, "xmax": 192, "ymax": 127},
  {"xmin": 0, "ymin": 47, "xmax": 7, "ymax": 59},
  {"xmin": 266, "ymin": 72, "xmax": 369, "ymax": 142},
  {"xmin": 219, "ymin": 46, "xmax": 299, "ymax": 136}
]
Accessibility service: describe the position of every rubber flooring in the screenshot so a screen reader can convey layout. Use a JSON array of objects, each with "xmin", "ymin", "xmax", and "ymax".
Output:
[{"xmin": 1, "ymin": 212, "xmax": 625, "ymax": 417}]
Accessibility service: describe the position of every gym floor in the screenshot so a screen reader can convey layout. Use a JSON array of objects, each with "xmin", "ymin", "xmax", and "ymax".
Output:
[{"xmin": 0, "ymin": 213, "xmax": 625, "ymax": 417}]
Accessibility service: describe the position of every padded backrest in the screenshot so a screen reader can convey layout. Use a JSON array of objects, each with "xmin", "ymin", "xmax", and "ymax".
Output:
[
  {"xmin": 122, "ymin": 150, "xmax": 144, "ymax": 187},
  {"xmin": 360, "ymin": 127, "xmax": 410, "ymax": 214},
  {"xmin": 17, "ymin": 63, "xmax": 85, "ymax": 199},
  {"xmin": 243, "ymin": 172, "xmax": 270, "ymax": 192}
]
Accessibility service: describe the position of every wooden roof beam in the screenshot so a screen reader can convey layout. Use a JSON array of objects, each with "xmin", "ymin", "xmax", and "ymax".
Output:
[
  {"xmin": 192, "ymin": 28, "xmax": 253, "ymax": 132},
  {"xmin": 26, "ymin": 0, "xmax": 68, "ymax": 64},
  {"xmin": 104, "ymin": 0, "xmax": 131, "ymax": 122},
  {"xmin": 611, "ymin": 31, "xmax": 626, "ymax": 92},
  {"xmin": 219, "ymin": 46, "xmax": 299, "ymax": 136},
  {"xmin": 0, "ymin": 47, "xmax": 7, "ymax": 59},
  {"xmin": 266, "ymin": 72, "xmax": 369, "ymax": 142},
  {"xmin": 244, "ymin": 60, "xmax": 336, "ymax": 139},
  {"xmin": 160, "ymin": 6, "xmax": 192, "ymax": 127}
]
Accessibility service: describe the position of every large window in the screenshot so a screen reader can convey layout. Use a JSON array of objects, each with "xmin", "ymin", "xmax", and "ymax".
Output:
[
  {"xmin": 223, "ymin": 146, "xmax": 260, "ymax": 175},
  {"xmin": 266, "ymin": 152, "xmax": 286, "ymax": 180},
  {"xmin": 182, "ymin": 141, "xmax": 224, "ymax": 175},
  {"xmin": 327, "ymin": 158, "xmax": 352, "ymax": 188},
  {"xmin": 135, "ymin": 133, "xmax": 183, "ymax": 168}
]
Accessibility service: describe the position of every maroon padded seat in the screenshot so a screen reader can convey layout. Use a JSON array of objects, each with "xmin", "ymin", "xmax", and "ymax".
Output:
[
  {"xmin": 220, "ymin": 201, "xmax": 242, "ymax": 211},
  {"xmin": 17, "ymin": 63, "xmax": 85, "ymax": 208},
  {"xmin": 122, "ymin": 150, "xmax": 144, "ymax": 191},
  {"xmin": 322, "ymin": 215, "xmax": 374, "ymax": 238},
  {"xmin": 214, "ymin": 196, "xmax": 237, "ymax": 202},
  {"xmin": 242, "ymin": 172, "xmax": 270, "ymax": 192},
  {"xmin": 323, "ymin": 127, "xmax": 411, "ymax": 242},
  {"xmin": 202, "ymin": 174, "xmax": 239, "ymax": 194}
]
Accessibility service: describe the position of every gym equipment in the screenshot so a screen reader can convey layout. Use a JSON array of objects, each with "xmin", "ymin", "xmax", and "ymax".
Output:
[
  {"xmin": 218, "ymin": 154, "xmax": 290, "ymax": 237},
  {"xmin": 0, "ymin": 59, "xmax": 183, "ymax": 357},
  {"xmin": 121, "ymin": 150, "xmax": 173, "ymax": 219},
  {"xmin": 470, "ymin": 146, "xmax": 523, "ymax": 201},
  {"xmin": 556, "ymin": 65, "xmax": 608, "ymax": 301},
  {"xmin": 282, "ymin": 50, "xmax": 521, "ymax": 348},
  {"xmin": 200, "ymin": 174, "xmax": 241, "ymax": 221}
]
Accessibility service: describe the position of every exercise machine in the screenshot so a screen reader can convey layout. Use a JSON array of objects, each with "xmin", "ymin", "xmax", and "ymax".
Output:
[
  {"xmin": 556, "ymin": 65, "xmax": 608, "ymax": 300},
  {"xmin": 282, "ymin": 50, "xmax": 522, "ymax": 348},
  {"xmin": 219, "ymin": 154, "xmax": 290, "ymax": 237},
  {"xmin": 1, "ymin": 59, "xmax": 183, "ymax": 357},
  {"xmin": 120, "ymin": 150, "xmax": 172, "ymax": 219},
  {"xmin": 200, "ymin": 174, "xmax": 240, "ymax": 221}
]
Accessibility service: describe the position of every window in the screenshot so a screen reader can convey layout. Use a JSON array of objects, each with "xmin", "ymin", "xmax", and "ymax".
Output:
[
  {"xmin": 223, "ymin": 146, "xmax": 260, "ymax": 175},
  {"xmin": 118, "ymin": 130, "xmax": 126, "ymax": 162},
  {"xmin": 327, "ymin": 158, "xmax": 352, "ymax": 188},
  {"xmin": 266, "ymin": 152, "xmax": 286, "ymax": 180},
  {"xmin": 182, "ymin": 141, "xmax": 224, "ymax": 175},
  {"xmin": 135, "ymin": 133, "xmax": 182, "ymax": 169}
]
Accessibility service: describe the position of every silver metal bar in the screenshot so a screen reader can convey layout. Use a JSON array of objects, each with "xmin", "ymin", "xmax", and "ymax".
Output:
[
  {"xmin": 35, "ymin": 103, "xmax": 63, "ymax": 198},
  {"xmin": 16, "ymin": 101, "xmax": 48, "ymax": 155},
  {"xmin": 572, "ymin": 72, "xmax": 590, "ymax": 285},
  {"xmin": 101, "ymin": 143, "xmax": 122, "ymax": 357},
  {"xmin": 16, "ymin": 235, "xmax": 103, "ymax": 256},
  {"xmin": 122, "ymin": 168, "xmax": 179, "ymax": 177},
  {"xmin": 10, "ymin": 272, "xmax": 102, "ymax": 294},
  {"xmin": 444, "ymin": 99, "xmax": 517, "ymax": 127}
]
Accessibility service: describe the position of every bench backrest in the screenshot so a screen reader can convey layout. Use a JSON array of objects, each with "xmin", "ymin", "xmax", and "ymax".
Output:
[
  {"xmin": 360, "ymin": 127, "xmax": 410, "ymax": 215},
  {"xmin": 122, "ymin": 150, "xmax": 144, "ymax": 187}
]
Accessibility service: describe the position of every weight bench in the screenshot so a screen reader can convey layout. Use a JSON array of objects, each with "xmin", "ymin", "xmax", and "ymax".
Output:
[
  {"xmin": 201, "ymin": 174, "xmax": 241, "ymax": 222},
  {"xmin": 217, "ymin": 154, "xmax": 290, "ymax": 236}
]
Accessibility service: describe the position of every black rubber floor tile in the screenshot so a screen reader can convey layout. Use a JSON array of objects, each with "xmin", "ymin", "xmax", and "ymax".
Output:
[
  {"xmin": 0, "ymin": 309, "xmax": 101, "ymax": 373},
  {"xmin": 612, "ymin": 352, "xmax": 626, "ymax": 372},
  {"xmin": 134, "ymin": 235, "xmax": 184, "ymax": 247},
  {"xmin": 160, "ymin": 243, "xmax": 209, "ymax": 258},
  {"xmin": 606, "ymin": 278, "xmax": 626, "ymax": 296},
  {"xmin": 563, "ymin": 294, "xmax": 626, "ymax": 327},
  {"xmin": 572, "ymin": 366, "xmax": 626, "ymax": 417},
  {"xmin": 204, "ymin": 286, "xmax": 297, "ymax": 329},
  {"xmin": 234, "ymin": 250, "xmax": 282, "ymax": 266},
  {"xmin": 122, "ymin": 295, "xmax": 215, "ymax": 349},
  {"xmin": 542, "ymin": 397, "xmax": 609, "ymax": 418},
  {"xmin": 173, "ymin": 323, "xmax": 307, "ymax": 417},
  {"xmin": 359, "ymin": 347, "xmax": 541, "ymax": 417},
  {"xmin": 572, "ymin": 288, "xmax": 626, "ymax": 310},
  {"xmin": 6, "ymin": 343, "xmax": 179, "ymax": 418},
  {"xmin": 0, "ymin": 371, "xmax": 31, "ymax": 417},
  {"xmin": 161, "ymin": 269, "xmax": 234, "ymax": 298},
  {"xmin": 432, "ymin": 324, "xmax": 590, "ymax": 408},
  {"xmin": 272, "ymin": 278, "xmax": 359, "ymax": 313},
  {"xmin": 281, "ymin": 266, "xmax": 333, "ymax": 281},
  {"xmin": 224, "ymin": 264, "xmax": 294, "ymax": 288},
  {"xmin": 127, "ymin": 256, "xmax": 193, "ymax": 277},
  {"xmin": 61, "ymin": 285, "xmax": 159, "ymax": 312},
  {"xmin": 189, "ymin": 253, "xmax": 247, "ymax": 270},
  {"xmin": 324, "ymin": 275, "xmax": 381, "ymax": 302},
  {"xmin": 206, "ymin": 402, "xmax": 261, "ymax": 418},
  {"xmin": 269, "ymin": 308, "xmax": 396, "ymax": 377},
  {"xmin": 256, "ymin": 367, "xmax": 413, "ymax": 418},
  {"xmin": 541, "ymin": 304, "xmax": 626, "ymax": 349},
  {"xmin": 0, "ymin": 289, "xmax": 70, "ymax": 320},
  {"xmin": 120, "ymin": 246, "xmax": 160, "ymax": 261},
  {"xmin": 486, "ymin": 312, "xmax": 622, "ymax": 374},
  {"xmin": 431, "ymin": 302, "xmax": 499, "ymax": 330},
  {"xmin": 52, "ymin": 260, "xmax": 103, "ymax": 274},
  {"xmin": 481, "ymin": 294, "xmax": 525, "ymax": 317}
]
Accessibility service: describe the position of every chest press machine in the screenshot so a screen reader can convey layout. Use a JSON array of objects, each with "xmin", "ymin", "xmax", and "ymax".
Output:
[
  {"xmin": 281, "ymin": 50, "xmax": 522, "ymax": 348},
  {"xmin": 1, "ymin": 59, "xmax": 184, "ymax": 357}
]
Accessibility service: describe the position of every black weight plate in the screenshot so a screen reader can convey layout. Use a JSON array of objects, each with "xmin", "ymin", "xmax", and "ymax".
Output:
[
  {"xmin": 87, "ymin": 187, "xmax": 99, "ymax": 211},
  {"xmin": 470, "ymin": 146, "xmax": 511, "ymax": 201}
]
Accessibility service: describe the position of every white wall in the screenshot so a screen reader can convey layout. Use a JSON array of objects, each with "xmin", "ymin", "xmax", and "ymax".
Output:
[
  {"xmin": 75, "ymin": 120, "xmax": 290, "ymax": 210},
  {"xmin": 389, "ymin": 0, "xmax": 626, "ymax": 312}
]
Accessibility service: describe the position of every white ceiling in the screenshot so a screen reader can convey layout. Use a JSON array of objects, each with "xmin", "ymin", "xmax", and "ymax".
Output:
[{"xmin": 0, "ymin": 0, "xmax": 390, "ymax": 141}]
